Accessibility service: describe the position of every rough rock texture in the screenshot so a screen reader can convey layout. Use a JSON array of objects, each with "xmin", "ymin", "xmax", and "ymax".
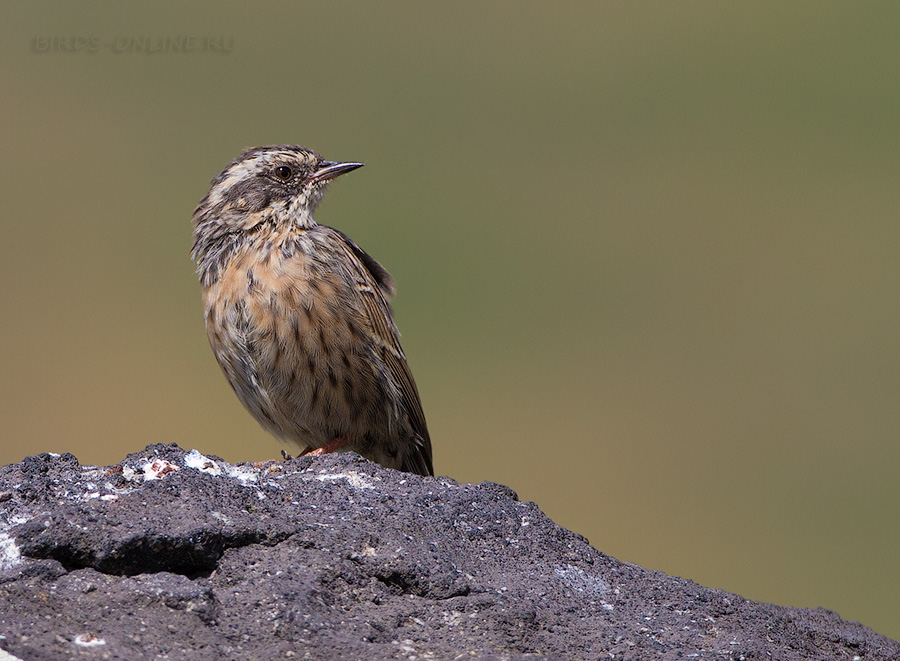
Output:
[{"xmin": 0, "ymin": 444, "xmax": 895, "ymax": 660}]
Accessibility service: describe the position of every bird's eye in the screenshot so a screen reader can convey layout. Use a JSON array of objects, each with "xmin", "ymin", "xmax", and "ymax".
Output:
[{"xmin": 273, "ymin": 165, "xmax": 293, "ymax": 181}]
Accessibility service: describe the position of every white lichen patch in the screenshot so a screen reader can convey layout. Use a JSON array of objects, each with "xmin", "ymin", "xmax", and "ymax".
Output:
[
  {"xmin": 140, "ymin": 459, "xmax": 179, "ymax": 481},
  {"xmin": 184, "ymin": 449, "xmax": 223, "ymax": 476},
  {"xmin": 315, "ymin": 471, "xmax": 375, "ymax": 490},
  {"xmin": 225, "ymin": 463, "xmax": 259, "ymax": 484},
  {"xmin": 184, "ymin": 449, "xmax": 259, "ymax": 484},
  {"xmin": 72, "ymin": 634, "xmax": 105, "ymax": 647},
  {"xmin": 0, "ymin": 647, "xmax": 25, "ymax": 661},
  {"xmin": 184, "ymin": 450, "xmax": 224, "ymax": 475},
  {"xmin": 0, "ymin": 533, "xmax": 22, "ymax": 571}
]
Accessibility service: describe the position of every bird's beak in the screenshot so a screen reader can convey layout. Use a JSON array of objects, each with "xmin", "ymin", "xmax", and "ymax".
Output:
[{"xmin": 310, "ymin": 160, "xmax": 364, "ymax": 183}]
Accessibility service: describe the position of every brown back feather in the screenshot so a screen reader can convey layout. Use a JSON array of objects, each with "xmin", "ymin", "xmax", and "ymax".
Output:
[{"xmin": 325, "ymin": 227, "xmax": 433, "ymax": 476}]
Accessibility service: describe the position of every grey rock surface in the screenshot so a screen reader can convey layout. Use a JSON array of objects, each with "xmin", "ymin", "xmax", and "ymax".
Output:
[{"xmin": 0, "ymin": 444, "xmax": 895, "ymax": 660}]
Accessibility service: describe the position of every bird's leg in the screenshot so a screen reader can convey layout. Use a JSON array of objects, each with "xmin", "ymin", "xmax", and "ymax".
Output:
[{"xmin": 303, "ymin": 435, "xmax": 350, "ymax": 457}]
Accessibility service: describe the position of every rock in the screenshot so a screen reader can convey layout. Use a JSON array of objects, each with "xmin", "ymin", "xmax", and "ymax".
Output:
[{"xmin": 0, "ymin": 444, "xmax": 894, "ymax": 660}]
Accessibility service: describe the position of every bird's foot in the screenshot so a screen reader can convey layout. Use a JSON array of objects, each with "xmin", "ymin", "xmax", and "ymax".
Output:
[
  {"xmin": 281, "ymin": 449, "xmax": 293, "ymax": 461},
  {"xmin": 303, "ymin": 435, "xmax": 350, "ymax": 457}
]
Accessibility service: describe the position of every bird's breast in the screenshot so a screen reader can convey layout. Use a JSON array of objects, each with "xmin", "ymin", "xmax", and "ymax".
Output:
[
  {"xmin": 201, "ymin": 238, "xmax": 387, "ymax": 446},
  {"xmin": 203, "ymin": 241, "xmax": 347, "ymax": 371}
]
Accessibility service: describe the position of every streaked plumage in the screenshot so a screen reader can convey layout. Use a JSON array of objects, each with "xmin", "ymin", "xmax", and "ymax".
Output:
[{"xmin": 191, "ymin": 145, "xmax": 432, "ymax": 476}]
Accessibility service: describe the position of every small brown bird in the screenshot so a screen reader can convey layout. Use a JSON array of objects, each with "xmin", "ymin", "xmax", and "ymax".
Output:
[{"xmin": 191, "ymin": 145, "xmax": 433, "ymax": 476}]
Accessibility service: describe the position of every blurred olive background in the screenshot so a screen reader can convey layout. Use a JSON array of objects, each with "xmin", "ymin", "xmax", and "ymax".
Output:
[{"xmin": 2, "ymin": 0, "xmax": 899, "ymax": 640}]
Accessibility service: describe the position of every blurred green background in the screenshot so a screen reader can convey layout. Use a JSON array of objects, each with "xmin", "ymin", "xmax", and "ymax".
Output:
[{"xmin": 2, "ymin": 1, "xmax": 899, "ymax": 640}]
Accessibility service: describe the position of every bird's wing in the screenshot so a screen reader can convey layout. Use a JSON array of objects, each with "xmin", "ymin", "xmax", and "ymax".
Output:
[
  {"xmin": 327, "ymin": 228, "xmax": 433, "ymax": 476},
  {"xmin": 331, "ymin": 228, "xmax": 397, "ymax": 300}
]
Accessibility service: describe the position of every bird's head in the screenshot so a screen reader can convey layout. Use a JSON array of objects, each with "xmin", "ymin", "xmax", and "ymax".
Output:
[
  {"xmin": 191, "ymin": 145, "xmax": 363, "ymax": 282},
  {"xmin": 193, "ymin": 145, "xmax": 363, "ymax": 233}
]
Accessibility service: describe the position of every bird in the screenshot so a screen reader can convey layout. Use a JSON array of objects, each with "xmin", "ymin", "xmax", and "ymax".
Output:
[{"xmin": 191, "ymin": 145, "xmax": 433, "ymax": 476}]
